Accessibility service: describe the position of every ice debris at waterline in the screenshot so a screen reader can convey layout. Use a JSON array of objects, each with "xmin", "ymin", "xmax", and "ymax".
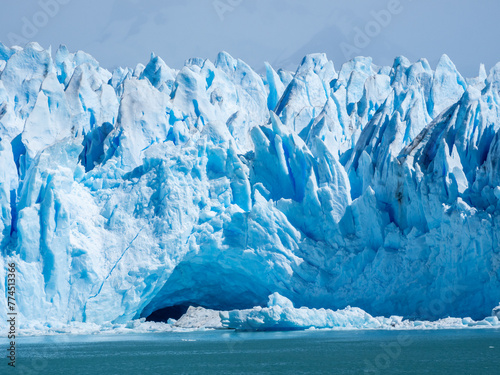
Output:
[
  {"xmin": 220, "ymin": 292, "xmax": 385, "ymax": 330},
  {"xmin": 0, "ymin": 42, "xmax": 500, "ymax": 330},
  {"xmin": 18, "ymin": 307, "xmax": 224, "ymax": 336},
  {"xmin": 220, "ymin": 293, "xmax": 500, "ymax": 331},
  {"xmin": 16, "ymin": 294, "xmax": 500, "ymax": 336}
]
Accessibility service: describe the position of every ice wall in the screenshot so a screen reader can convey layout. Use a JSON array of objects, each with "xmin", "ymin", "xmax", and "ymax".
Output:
[{"xmin": 0, "ymin": 43, "xmax": 499, "ymax": 328}]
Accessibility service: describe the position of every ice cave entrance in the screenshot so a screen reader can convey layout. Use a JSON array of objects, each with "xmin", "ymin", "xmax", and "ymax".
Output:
[{"xmin": 145, "ymin": 305, "xmax": 191, "ymax": 322}]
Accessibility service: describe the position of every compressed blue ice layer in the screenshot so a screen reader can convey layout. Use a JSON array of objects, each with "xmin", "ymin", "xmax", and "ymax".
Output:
[{"xmin": 0, "ymin": 42, "xmax": 499, "ymax": 328}]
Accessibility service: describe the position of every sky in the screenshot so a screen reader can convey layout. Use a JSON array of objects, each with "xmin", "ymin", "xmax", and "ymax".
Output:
[{"xmin": 0, "ymin": 0, "xmax": 498, "ymax": 77}]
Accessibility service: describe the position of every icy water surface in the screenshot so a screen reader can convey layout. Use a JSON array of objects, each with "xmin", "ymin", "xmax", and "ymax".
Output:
[{"xmin": 4, "ymin": 329, "xmax": 500, "ymax": 374}]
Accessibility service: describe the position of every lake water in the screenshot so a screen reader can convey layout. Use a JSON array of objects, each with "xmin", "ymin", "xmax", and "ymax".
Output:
[{"xmin": 3, "ymin": 329, "xmax": 499, "ymax": 374}]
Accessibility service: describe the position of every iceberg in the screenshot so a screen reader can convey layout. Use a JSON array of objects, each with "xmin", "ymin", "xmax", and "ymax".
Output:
[
  {"xmin": 220, "ymin": 293, "xmax": 383, "ymax": 330},
  {"xmin": 0, "ymin": 42, "xmax": 499, "ymax": 332},
  {"xmin": 219, "ymin": 293, "xmax": 500, "ymax": 331},
  {"xmin": 171, "ymin": 306, "xmax": 223, "ymax": 329}
]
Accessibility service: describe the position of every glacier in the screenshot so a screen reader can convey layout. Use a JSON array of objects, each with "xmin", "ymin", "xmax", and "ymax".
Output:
[{"xmin": 0, "ymin": 42, "xmax": 500, "ymax": 331}]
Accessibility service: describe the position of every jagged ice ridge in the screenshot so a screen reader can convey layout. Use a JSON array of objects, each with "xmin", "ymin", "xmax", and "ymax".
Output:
[{"xmin": 0, "ymin": 42, "xmax": 500, "ymax": 331}]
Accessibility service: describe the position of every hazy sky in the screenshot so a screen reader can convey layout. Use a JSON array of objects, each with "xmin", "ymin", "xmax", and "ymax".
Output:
[{"xmin": 0, "ymin": 0, "xmax": 498, "ymax": 77}]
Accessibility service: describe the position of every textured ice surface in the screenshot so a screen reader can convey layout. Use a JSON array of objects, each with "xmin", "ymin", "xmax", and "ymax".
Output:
[
  {"xmin": 172, "ymin": 306, "xmax": 222, "ymax": 329},
  {"xmin": 220, "ymin": 293, "xmax": 383, "ymax": 330},
  {"xmin": 493, "ymin": 305, "xmax": 500, "ymax": 319},
  {"xmin": 219, "ymin": 293, "xmax": 500, "ymax": 331},
  {"xmin": 1, "ymin": 43, "xmax": 500, "ymax": 331},
  {"xmin": 16, "ymin": 295, "xmax": 500, "ymax": 336}
]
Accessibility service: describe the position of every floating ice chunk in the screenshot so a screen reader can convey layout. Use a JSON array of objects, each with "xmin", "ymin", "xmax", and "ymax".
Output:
[
  {"xmin": 219, "ymin": 293, "xmax": 382, "ymax": 331},
  {"xmin": 173, "ymin": 306, "xmax": 223, "ymax": 329}
]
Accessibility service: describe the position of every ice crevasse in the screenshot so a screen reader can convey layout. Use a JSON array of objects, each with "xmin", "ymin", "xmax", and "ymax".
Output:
[{"xmin": 0, "ymin": 42, "xmax": 499, "ymax": 329}]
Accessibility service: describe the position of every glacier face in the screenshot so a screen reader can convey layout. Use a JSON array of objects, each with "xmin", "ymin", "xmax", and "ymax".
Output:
[{"xmin": 0, "ymin": 42, "xmax": 500, "ymax": 328}]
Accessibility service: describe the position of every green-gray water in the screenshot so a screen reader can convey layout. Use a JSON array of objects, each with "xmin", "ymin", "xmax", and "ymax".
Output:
[{"xmin": 4, "ymin": 329, "xmax": 499, "ymax": 374}]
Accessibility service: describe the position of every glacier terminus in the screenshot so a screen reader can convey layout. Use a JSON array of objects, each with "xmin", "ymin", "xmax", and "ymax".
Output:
[{"xmin": 0, "ymin": 42, "xmax": 499, "ymax": 331}]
